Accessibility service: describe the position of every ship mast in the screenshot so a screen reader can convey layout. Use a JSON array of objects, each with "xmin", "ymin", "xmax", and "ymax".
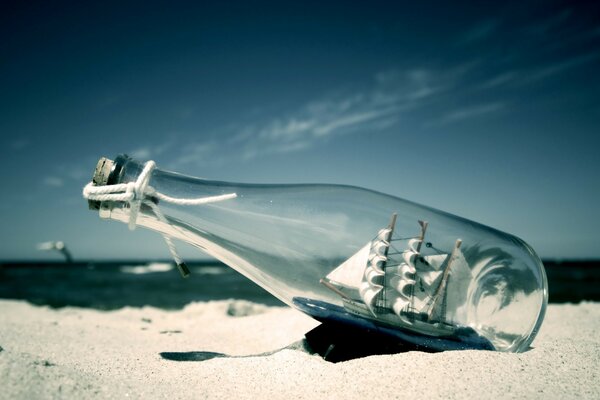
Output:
[
  {"xmin": 416, "ymin": 220, "xmax": 428, "ymax": 252},
  {"xmin": 377, "ymin": 213, "xmax": 397, "ymax": 312},
  {"xmin": 427, "ymin": 238, "xmax": 462, "ymax": 321},
  {"xmin": 407, "ymin": 220, "xmax": 428, "ymax": 313}
]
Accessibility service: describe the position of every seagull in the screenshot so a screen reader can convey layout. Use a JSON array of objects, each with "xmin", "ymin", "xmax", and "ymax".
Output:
[{"xmin": 37, "ymin": 241, "xmax": 73, "ymax": 263}]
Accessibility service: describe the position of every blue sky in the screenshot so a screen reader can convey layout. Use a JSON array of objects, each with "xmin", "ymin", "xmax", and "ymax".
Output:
[{"xmin": 1, "ymin": 1, "xmax": 599, "ymax": 260}]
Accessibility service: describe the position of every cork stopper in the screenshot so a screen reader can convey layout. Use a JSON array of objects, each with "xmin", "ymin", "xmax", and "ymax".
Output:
[
  {"xmin": 88, "ymin": 157, "xmax": 115, "ymax": 210},
  {"xmin": 93, "ymin": 157, "xmax": 114, "ymax": 186}
]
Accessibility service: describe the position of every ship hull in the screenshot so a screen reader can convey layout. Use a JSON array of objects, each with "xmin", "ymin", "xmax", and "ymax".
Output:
[
  {"xmin": 293, "ymin": 296, "xmax": 495, "ymax": 352},
  {"xmin": 341, "ymin": 298, "xmax": 458, "ymax": 338}
]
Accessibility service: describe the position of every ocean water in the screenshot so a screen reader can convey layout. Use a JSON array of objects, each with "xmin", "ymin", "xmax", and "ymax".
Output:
[
  {"xmin": 0, "ymin": 260, "xmax": 598, "ymax": 309},
  {"xmin": 0, "ymin": 261, "xmax": 283, "ymax": 310}
]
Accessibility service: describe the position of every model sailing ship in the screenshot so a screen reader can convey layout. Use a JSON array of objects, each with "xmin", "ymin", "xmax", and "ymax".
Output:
[{"xmin": 320, "ymin": 214, "xmax": 472, "ymax": 338}]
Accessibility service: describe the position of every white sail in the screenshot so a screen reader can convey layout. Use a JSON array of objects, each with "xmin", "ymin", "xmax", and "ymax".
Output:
[
  {"xmin": 391, "ymin": 297, "xmax": 411, "ymax": 315},
  {"xmin": 373, "ymin": 240, "xmax": 388, "ymax": 257},
  {"xmin": 409, "ymin": 253, "xmax": 449, "ymax": 313},
  {"xmin": 440, "ymin": 247, "xmax": 472, "ymax": 323},
  {"xmin": 407, "ymin": 238, "xmax": 421, "ymax": 253},
  {"xmin": 377, "ymin": 228, "xmax": 392, "ymax": 241},
  {"xmin": 360, "ymin": 234, "xmax": 390, "ymax": 313},
  {"xmin": 416, "ymin": 254, "xmax": 447, "ymax": 286},
  {"xmin": 359, "ymin": 282, "xmax": 382, "ymax": 312},
  {"xmin": 382, "ymin": 247, "xmax": 420, "ymax": 314},
  {"xmin": 369, "ymin": 254, "xmax": 387, "ymax": 273},
  {"xmin": 325, "ymin": 243, "xmax": 371, "ymax": 289},
  {"xmin": 365, "ymin": 267, "xmax": 384, "ymax": 285},
  {"xmin": 389, "ymin": 274, "xmax": 415, "ymax": 297},
  {"xmin": 324, "ymin": 228, "xmax": 391, "ymax": 304}
]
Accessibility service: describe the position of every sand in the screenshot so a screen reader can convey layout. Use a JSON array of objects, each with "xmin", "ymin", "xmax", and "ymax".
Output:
[{"xmin": 0, "ymin": 300, "xmax": 598, "ymax": 399}]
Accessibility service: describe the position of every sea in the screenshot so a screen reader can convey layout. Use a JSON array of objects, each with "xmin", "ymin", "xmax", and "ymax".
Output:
[{"xmin": 0, "ymin": 260, "xmax": 598, "ymax": 310}]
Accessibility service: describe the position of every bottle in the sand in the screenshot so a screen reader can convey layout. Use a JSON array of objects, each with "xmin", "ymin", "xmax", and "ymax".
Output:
[{"xmin": 83, "ymin": 155, "xmax": 548, "ymax": 354}]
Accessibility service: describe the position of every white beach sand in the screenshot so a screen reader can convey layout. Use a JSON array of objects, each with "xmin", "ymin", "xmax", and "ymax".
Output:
[{"xmin": 0, "ymin": 300, "xmax": 598, "ymax": 399}]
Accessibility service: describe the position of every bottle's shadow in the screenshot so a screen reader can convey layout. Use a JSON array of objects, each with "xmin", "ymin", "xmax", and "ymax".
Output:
[
  {"xmin": 160, "ymin": 322, "xmax": 521, "ymax": 363},
  {"xmin": 160, "ymin": 323, "xmax": 431, "ymax": 363},
  {"xmin": 160, "ymin": 340, "xmax": 310, "ymax": 362},
  {"xmin": 160, "ymin": 351, "xmax": 229, "ymax": 362}
]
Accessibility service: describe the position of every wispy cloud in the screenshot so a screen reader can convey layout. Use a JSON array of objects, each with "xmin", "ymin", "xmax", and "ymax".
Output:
[
  {"xmin": 43, "ymin": 157, "xmax": 105, "ymax": 193},
  {"xmin": 129, "ymin": 141, "xmax": 174, "ymax": 161},
  {"xmin": 130, "ymin": 147, "xmax": 152, "ymax": 159},
  {"xmin": 479, "ymin": 71, "xmax": 519, "ymax": 89},
  {"xmin": 166, "ymin": 141, "xmax": 219, "ymax": 170},
  {"xmin": 522, "ymin": 52, "xmax": 600, "ymax": 83},
  {"xmin": 224, "ymin": 64, "xmax": 481, "ymax": 161},
  {"xmin": 145, "ymin": 62, "xmax": 488, "ymax": 169},
  {"xmin": 477, "ymin": 52, "xmax": 599, "ymax": 91},
  {"xmin": 430, "ymin": 102, "xmax": 506, "ymax": 126},
  {"xmin": 43, "ymin": 177, "xmax": 64, "ymax": 187},
  {"xmin": 77, "ymin": 35, "xmax": 595, "ymax": 174},
  {"xmin": 128, "ymin": 46, "xmax": 594, "ymax": 168},
  {"xmin": 464, "ymin": 6, "xmax": 598, "ymax": 94},
  {"xmin": 236, "ymin": 84, "xmax": 409, "ymax": 158},
  {"xmin": 525, "ymin": 9, "xmax": 572, "ymax": 37},
  {"xmin": 313, "ymin": 107, "xmax": 397, "ymax": 137}
]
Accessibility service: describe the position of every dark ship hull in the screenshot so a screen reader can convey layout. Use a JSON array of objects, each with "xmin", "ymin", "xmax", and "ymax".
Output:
[{"xmin": 293, "ymin": 296, "xmax": 495, "ymax": 352}]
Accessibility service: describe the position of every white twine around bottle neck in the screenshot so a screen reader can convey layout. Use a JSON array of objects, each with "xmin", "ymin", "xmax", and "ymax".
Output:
[{"xmin": 82, "ymin": 160, "xmax": 237, "ymax": 277}]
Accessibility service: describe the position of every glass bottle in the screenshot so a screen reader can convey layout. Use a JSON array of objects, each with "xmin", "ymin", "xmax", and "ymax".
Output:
[{"xmin": 85, "ymin": 155, "xmax": 548, "ymax": 353}]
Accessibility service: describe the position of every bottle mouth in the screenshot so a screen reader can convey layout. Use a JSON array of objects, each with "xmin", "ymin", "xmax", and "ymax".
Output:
[{"xmin": 87, "ymin": 154, "xmax": 130, "ymax": 210}]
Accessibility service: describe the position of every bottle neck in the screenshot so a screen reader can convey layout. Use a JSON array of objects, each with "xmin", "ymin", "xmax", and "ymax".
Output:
[{"xmin": 85, "ymin": 155, "xmax": 239, "ymax": 277}]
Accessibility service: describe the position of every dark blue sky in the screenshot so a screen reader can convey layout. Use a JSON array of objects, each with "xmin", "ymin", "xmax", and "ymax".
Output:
[{"xmin": 1, "ymin": 1, "xmax": 599, "ymax": 260}]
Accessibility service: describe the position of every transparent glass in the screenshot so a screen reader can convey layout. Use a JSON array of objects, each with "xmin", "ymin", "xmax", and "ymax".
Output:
[{"xmin": 93, "ymin": 156, "xmax": 548, "ymax": 353}]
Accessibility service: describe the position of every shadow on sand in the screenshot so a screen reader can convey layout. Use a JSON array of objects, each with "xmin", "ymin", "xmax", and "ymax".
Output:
[
  {"xmin": 160, "ymin": 340, "xmax": 309, "ymax": 362},
  {"xmin": 159, "ymin": 324, "xmax": 429, "ymax": 364}
]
